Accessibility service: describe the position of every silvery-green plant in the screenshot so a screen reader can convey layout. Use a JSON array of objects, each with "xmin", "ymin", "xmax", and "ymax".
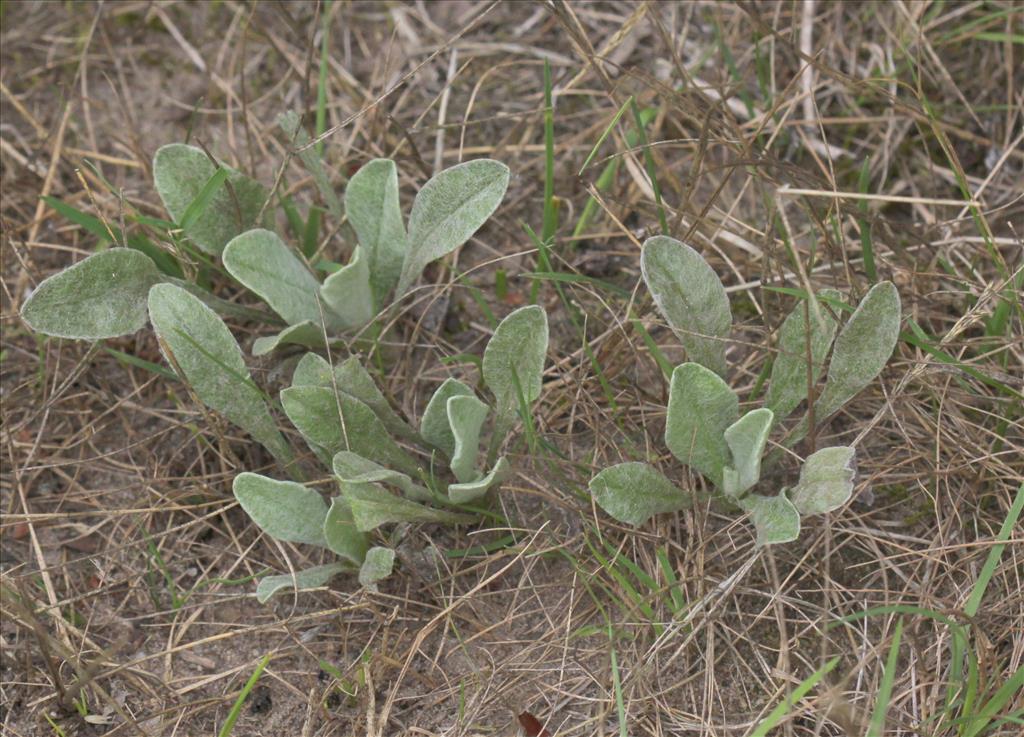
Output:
[
  {"xmin": 590, "ymin": 235, "xmax": 901, "ymax": 546},
  {"xmin": 21, "ymin": 131, "xmax": 510, "ymax": 355}
]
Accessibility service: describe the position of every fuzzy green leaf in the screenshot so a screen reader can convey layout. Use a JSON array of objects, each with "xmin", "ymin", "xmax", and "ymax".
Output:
[
  {"xmin": 256, "ymin": 563, "xmax": 348, "ymax": 604},
  {"xmin": 251, "ymin": 321, "xmax": 326, "ymax": 356},
  {"xmin": 342, "ymin": 481, "xmax": 475, "ymax": 532},
  {"xmin": 739, "ymin": 493, "xmax": 800, "ymax": 547},
  {"xmin": 280, "ymin": 385, "xmax": 419, "ymax": 476},
  {"xmin": 448, "ymin": 456, "xmax": 510, "ymax": 504},
  {"xmin": 815, "ymin": 281, "xmax": 901, "ymax": 420},
  {"xmin": 420, "ymin": 378, "xmax": 474, "ymax": 457},
  {"xmin": 147, "ymin": 284, "xmax": 293, "ymax": 466},
  {"xmin": 665, "ymin": 362, "xmax": 738, "ymax": 488},
  {"xmin": 482, "ymin": 305, "xmax": 548, "ymax": 430},
  {"xmin": 358, "ymin": 546, "xmax": 395, "ymax": 587},
  {"xmin": 153, "ymin": 143, "xmax": 269, "ymax": 255},
  {"xmin": 765, "ymin": 290, "xmax": 841, "ymax": 422},
  {"xmin": 21, "ymin": 249, "xmax": 161, "ymax": 339},
  {"xmin": 319, "ymin": 246, "xmax": 376, "ymax": 329},
  {"xmin": 332, "ymin": 451, "xmax": 429, "ymax": 500},
  {"xmin": 448, "ymin": 394, "xmax": 489, "ymax": 483},
  {"xmin": 223, "ymin": 229, "xmax": 329, "ymax": 327},
  {"xmin": 640, "ymin": 236, "xmax": 732, "ymax": 376},
  {"xmin": 396, "ymin": 159, "xmax": 510, "ymax": 296},
  {"xmin": 323, "ymin": 496, "xmax": 369, "ymax": 565},
  {"xmin": 589, "ymin": 462, "xmax": 690, "ymax": 526},
  {"xmin": 233, "ymin": 473, "xmax": 327, "ymax": 546},
  {"xmin": 723, "ymin": 408, "xmax": 774, "ymax": 498},
  {"xmin": 292, "ymin": 352, "xmax": 333, "ymax": 386},
  {"xmin": 790, "ymin": 446, "xmax": 856, "ymax": 515},
  {"xmin": 345, "ymin": 159, "xmax": 407, "ymax": 301}
]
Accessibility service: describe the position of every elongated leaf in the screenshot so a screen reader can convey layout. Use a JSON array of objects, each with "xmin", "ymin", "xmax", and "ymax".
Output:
[
  {"xmin": 153, "ymin": 143, "xmax": 269, "ymax": 255},
  {"xmin": 345, "ymin": 159, "xmax": 407, "ymax": 301},
  {"xmin": 233, "ymin": 473, "xmax": 327, "ymax": 546},
  {"xmin": 739, "ymin": 493, "xmax": 800, "ymax": 547},
  {"xmin": 589, "ymin": 462, "xmax": 690, "ymax": 526},
  {"xmin": 320, "ymin": 246, "xmax": 376, "ymax": 329},
  {"xmin": 665, "ymin": 362, "xmax": 737, "ymax": 488},
  {"xmin": 790, "ymin": 446, "xmax": 856, "ymax": 515},
  {"xmin": 280, "ymin": 385, "xmax": 419, "ymax": 476},
  {"xmin": 147, "ymin": 284, "xmax": 293, "ymax": 467},
  {"xmin": 278, "ymin": 111, "xmax": 342, "ymax": 219},
  {"xmin": 256, "ymin": 563, "xmax": 348, "ymax": 604},
  {"xmin": 448, "ymin": 457, "xmax": 510, "ymax": 504},
  {"xmin": 358, "ymin": 546, "xmax": 395, "ymax": 587},
  {"xmin": 421, "ymin": 378, "xmax": 474, "ymax": 457},
  {"xmin": 251, "ymin": 321, "xmax": 326, "ymax": 356},
  {"xmin": 323, "ymin": 496, "xmax": 369, "ymax": 565},
  {"xmin": 341, "ymin": 481, "xmax": 475, "ymax": 532},
  {"xmin": 448, "ymin": 394, "xmax": 489, "ymax": 483},
  {"xmin": 722, "ymin": 408, "xmax": 774, "ymax": 498},
  {"xmin": 482, "ymin": 305, "xmax": 548, "ymax": 429},
  {"xmin": 332, "ymin": 451, "xmax": 429, "ymax": 500},
  {"xmin": 396, "ymin": 159, "xmax": 510, "ymax": 296},
  {"xmin": 815, "ymin": 281, "xmax": 901, "ymax": 419},
  {"xmin": 640, "ymin": 236, "xmax": 732, "ymax": 376},
  {"xmin": 21, "ymin": 249, "xmax": 162, "ymax": 339},
  {"xmin": 223, "ymin": 229, "xmax": 330, "ymax": 327},
  {"xmin": 765, "ymin": 289, "xmax": 841, "ymax": 422}
]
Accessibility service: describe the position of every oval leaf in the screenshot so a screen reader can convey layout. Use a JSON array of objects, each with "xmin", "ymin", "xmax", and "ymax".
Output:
[
  {"xmin": 640, "ymin": 236, "xmax": 732, "ymax": 376},
  {"xmin": 320, "ymin": 246, "xmax": 376, "ymax": 329},
  {"xmin": 256, "ymin": 563, "xmax": 348, "ymax": 604},
  {"xmin": 153, "ymin": 143, "xmax": 269, "ymax": 255},
  {"xmin": 739, "ymin": 493, "xmax": 800, "ymax": 547},
  {"xmin": 765, "ymin": 290, "xmax": 841, "ymax": 422},
  {"xmin": 723, "ymin": 408, "xmax": 774, "ymax": 498},
  {"xmin": 665, "ymin": 362, "xmax": 738, "ymax": 488},
  {"xmin": 147, "ymin": 284, "xmax": 293, "ymax": 467},
  {"xmin": 589, "ymin": 462, "xmax": 690, "ymax": 526},
  {"xmin": 482, "ymin": 305, "xmax": 548, "ymax": 429},
  {"xmin": 358, "ymin": 546, "xmax": 396, "ymax": 587},
  {"xmin": 790, "ymin": 446, "xmax": 856, "ymax": 515},
  {"xmin": 233, "ymin": 472, "xmax": 327, "ymax": 546},
  {"xmin": 223, "ymin": 229, "xmax": 329, "ymax": 327},
  {"xmin": 448, "ymin": 456, "xmax": 510, "ymax": 504},
  {"xmin": 448, "ymin": 394, "xmax": 489, "ymax": 483},
  {"xmin": 341, "ymin": 481, "xmax": 475, "ymax": 532},
  {"xmin": 323, "ymin": 496, "xmax": 369, "ymax": 565},
  {"xmin": 22, "ymin": 249, "xmax": 161, "ymax": 339},
  {"xmin": 420, "ymin": 378, "xmax": 474, "ymax": 457},
  {"xmin": 815, "ymin": 281, "xmax": 901, "ymax": 420},
  {"xmin": 397, "ymin": 159, "xmax": 510, "ymax": 296},
  {"xmin": 345, "ymin": 159, "xmax": 407, "ymax": 300},
  {"xmin": 280, "ymin": 385, "xmax": 419, "ymax": 476}
]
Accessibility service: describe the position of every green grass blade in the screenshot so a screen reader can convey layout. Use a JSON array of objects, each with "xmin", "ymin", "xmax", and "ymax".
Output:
[
  {"xmin": 868, "ymin": 618, "xmax": 904, "ymax": 737},
  {"xmin": 217, "ymin": 653, "xmax": 271, "ymax": 737},
  {"xmin": 541, "ymin": 59, "xmax": 557, "ymax": 245},
  {"xmin": 857, "ymin": 158, "xmax": 877, "ymax": 282},
  {"xmin": 578, "ymin": 96, "xmax": 633, "ymax": 175},
  {"xmin": 179, "ymin": 167, "xmax": 230, "ymax": 231},
  {"xmin": 746, "ymin": 657, "xmax": 840, "ymax": 737},
  {"xmin": 966, "ymin": 482, "xmax": 1024, "ymax": 618},
  {"xmin": 629, "ymin": 98, "xmax": 668, "ymax": 234}
]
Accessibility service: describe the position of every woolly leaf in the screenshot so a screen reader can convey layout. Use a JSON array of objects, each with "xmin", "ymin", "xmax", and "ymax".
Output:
[
  {"xmin": 223, "ymin": 229, "xmax": 329, "ymax": 327},
  {"xmin": 292, "ymin": 352, "xmax": 332, "ymax": 386},
  {"xmin": 358, "ymin": 546, "xmax": 396, "ymax": 587},
  {"xmin": 256, "ymin": 563, "xmax": 348, "ymax": 604},
  {"xmin": 482, "ymin": 305, "xmax": 548, "ymax": 431},
  {"xmin": 665, "ymin": 362, "xmax": 737, "ymax": 488},
  {"xmin": 153, "ymin": 143, "xmax": 269, "ymax": 255},
  {"xmin": 323, "ymin": 496, "xmax": 369, "ymax": 565},
  {"xmin": 332, "ymin": 451, "xmax": 429, "ymax": 500},
  {"xmin": 147, "ymin": 284, "xmax": 293, "ymax": 467},
  {"xmin": 722, "ymin": 408, "xmax": 774, "ymax": 498},
  {"xmin": 790, "ymin": 446, "xmax": 856, "ymax": 515},
  {"xmin": 21, "ymin": 249, "xmax": 161, "ymax": 339},
  {"xmin": 396, "ymin": 159, "xmax": 510, "ymax": 296},
  {"xmin": 281, "ymin": 385, "xmax": 419, "ymax": 476},
  {"xmin": 815, "ymin": 281, "xmax": 901, "ymax": 420},
  {"xmin": 420, "ymin": 378, "xmax": 474, "ymax": 457},
  {"xmin": 447, "ymin": 457, "xmax": 510, "ymax": 504},
  {"xmin": 448, "ymin": 394, "xmax": 489, "ymax": 483},
  {"xmin": 342, "ymin": 482, "xmax": 475, "ymax": 532},
  {"xmin": 345, "ymin": 159, "xmax": 407, "ymax": 300},
  {"xmin": 251, "ymin": 321, "xmax": 326, "ymax": 356},
  {"xmin": 765, "ymin": 290, "xmax": 841, "ymax": 422},
  {"xmin": 589, "ymin": 462, "xmax": 690, "ymax": 526},
  {"xmin": 320, "ymin": 246, "xmax": 376, "ymax": 329},
  {"xmin": 640, "ymin": 236, "xmax": 732, "ymax": 376},
  {"xmin": 233, "ymin": 473, "xmax": 327, "ymax": 546},
  {"xmin": 739, "ymin": 493, "xmax": 800, "ymax": 547}
]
